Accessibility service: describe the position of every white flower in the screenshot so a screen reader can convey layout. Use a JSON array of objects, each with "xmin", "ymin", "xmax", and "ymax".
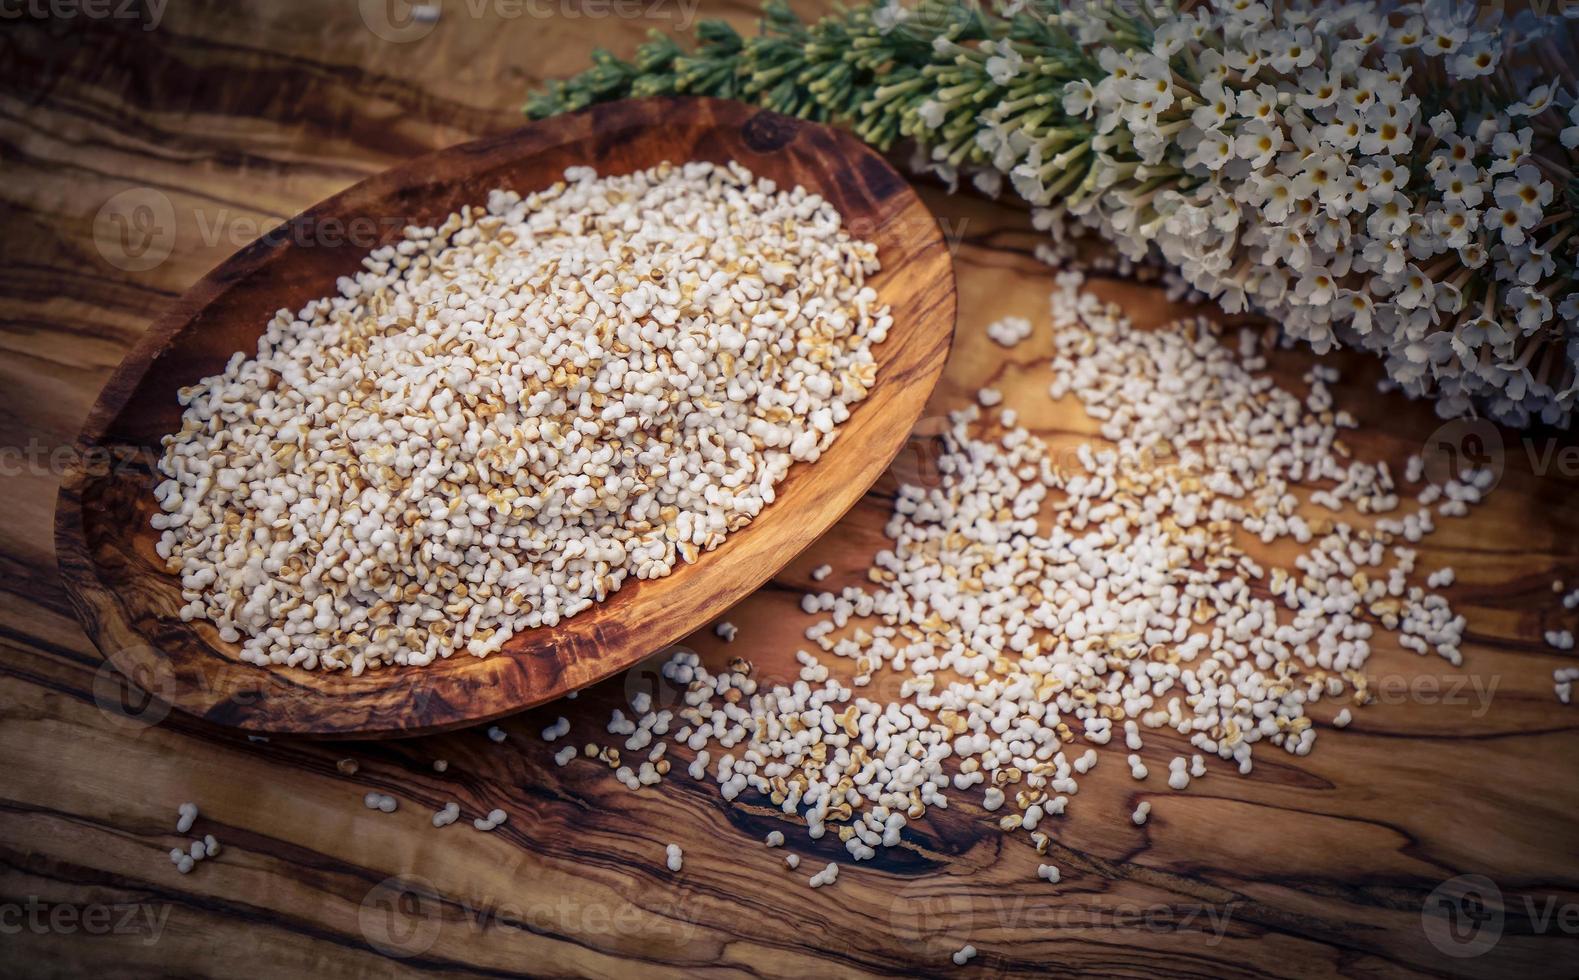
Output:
[
  {"xmin": 1507, "ymin": 83, "xmax": 1557, "ymax": 117},
  {"xmin": 1359, "ymin": 158, "xmax": 1405, "ymax": 202},
  {"xmin": 1196, "ymin": 48, "xmax": 1231, "ymax": 86},
  {"xmin": 1492, "ymin": 164, "xmax": 1553, "ymax": 224},
  {"xmin": 1236, "ymin": 83, "xmax": 1280, "ymax": 125},
  {"xmin": 1294, "ymin": 68, "xmax": 1341, "ymax": 110},
  {"xmin": 1323, "ymin": 111, "xmax": 1365, "ymax": 152},
  {"xmin": 1124, "ymin": 68, "xmax": 1175, "ymax": 113},
  {"xmin": 1191, "ymin": 79, "xmax": 1236, "ymax": 130},
  {"xmin": 1482, "ymin": 205, "xmax": 1530, "ymax": 247},
  {"xmin": 1224, "ymin": 43, "xmax": 1267, "ymax": 80},
  {"xmin": 1434, "ymin": 161, "xmax": 1485, "ymax": 208},
  {"xmin": 1431, "ymin": 202, "xmax": 1479, "ymax": 249},
  {"xmin": 1366, "ymin": 191, "xmax": 1413, "ymax": 238},
  {"xmin": 1351, "ymin": 10, "xmax": 1388, "ymax": 47},
  {"xmin": 1449, "ymin": 39, "xmax": 1499, "ymax": 79},
  {"xmin": 1394, "ymin": 266, "xmax": 1436, "ymax": 310},
  {"xmin": 1424, "ymin": 22, "xmax": 1467, "ymax": 56},
  {"xmin": 1295, "ymin": 266, "xmax": 1338, "ymax": 305},
  {"xmin": 1432, "ymin": 133, "xmax": 1477, "ymax": 170},
  {"xmin": 1193, "ymin": 130, "xmax": 1234, "ymax": 170},
  {"xmin": 1359, "ymin": 115, "xmax": 1411, "ymax": 156},
  {"xmin": 1259, "ymin": 174, "xmax": 1297, "ymax": 222},
  {"xmin": 1267, "ymin": 27, "xmax": 1320, "ymax": 73},
  {"xmin": 872, "ymin": 1, "xmax": 909, "ymax": 34},
  {"xmin": 1268, "ymin": 225, "xmax": 1311, "ymax": 270},
  {"xmin": 985, "ymin": 40, "xmax": 1025, "ymax": 85},
  {"xmin": 1387, "ymin": 16, "xmax": 1425, "ymax": 51},
  {"xmin": 1341, "ymin": 289, "xmax": 1376, "ymax": 332},
  {"xmin": 1486, "ymin": 128, "xmax": 1532, "ymax": 175},
  {"xmin": 1361, "ymin": 234, "xmax": 1409, "ymax": 277},
  {"xmin": 1516, "ymin": 244, "xmax": 1555, "ymax": 285},
  {"xmin": 1507, "ymin": 286, "xmax": 1553, "ymax": 333},
  {"xmin": 1234, "ymin": 119, "xmax": 1282, "ymax": 168},
  {"xmin": 1062, "ymin": 79, "xmax": 1097, "ymax": 118}
]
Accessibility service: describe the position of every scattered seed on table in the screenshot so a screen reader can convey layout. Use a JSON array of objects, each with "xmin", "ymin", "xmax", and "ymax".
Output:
[
  {"xmin": 541, "ymin": 717, "xmax": 570, "ymax": 741},
  {"xmin": 432, "ymin": 802, "xmax": 461, "ymax": 828},
  {"xmin": 665, "ymin": 843, "xmax": 684, "ymax": 872},
  {"xmin": 487, "ymin": 726, "xmax": 507, "ymax": 743},
  {"xmin": 175, "ymin": 803, "xmax": 198, "ymax": 834},
  {"xmin": 986, "ymin": 314, "xmax": 1032, "ymax": 347},
  {"xmin": 951, "ymin": 944, "xmax": 978, "ymax": 966},
  {"xmin": 1555, "ymin": 667, "xmax": 1579, "ymax": 704},
  {"xmin": 571, "ymin": 270, "xmax": 1486, "ymax": 871}
]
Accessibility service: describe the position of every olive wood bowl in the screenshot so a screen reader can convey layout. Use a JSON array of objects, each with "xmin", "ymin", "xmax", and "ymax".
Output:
[{"xmin": 54, "ymin": 96, "xmax": 957, "ymax": 738}]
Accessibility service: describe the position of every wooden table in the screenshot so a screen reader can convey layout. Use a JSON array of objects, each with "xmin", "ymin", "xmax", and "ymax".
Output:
[{"xmin": 3, "ymin": 3, "xmax": 1578, "ymax": 976}]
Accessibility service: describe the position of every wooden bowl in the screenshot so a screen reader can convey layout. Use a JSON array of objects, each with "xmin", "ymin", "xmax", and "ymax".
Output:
[{"xmin": 53, "ymin": 96, "xmax": 957, "ymax": 738}]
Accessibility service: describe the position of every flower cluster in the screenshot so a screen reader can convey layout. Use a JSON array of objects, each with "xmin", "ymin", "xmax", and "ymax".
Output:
[{"xmin": 528, "ymin": 0, "xmax": 1579, "ymax": 426}]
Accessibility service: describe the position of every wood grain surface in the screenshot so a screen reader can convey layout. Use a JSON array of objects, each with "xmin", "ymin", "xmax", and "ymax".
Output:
[
  {"xmin": 52, "ymin": 95, "xmax": 956, "ymax": 738},
  {"xmin": 3, "ymin": 2, "xmax": 1579, "ymax": 977}
]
